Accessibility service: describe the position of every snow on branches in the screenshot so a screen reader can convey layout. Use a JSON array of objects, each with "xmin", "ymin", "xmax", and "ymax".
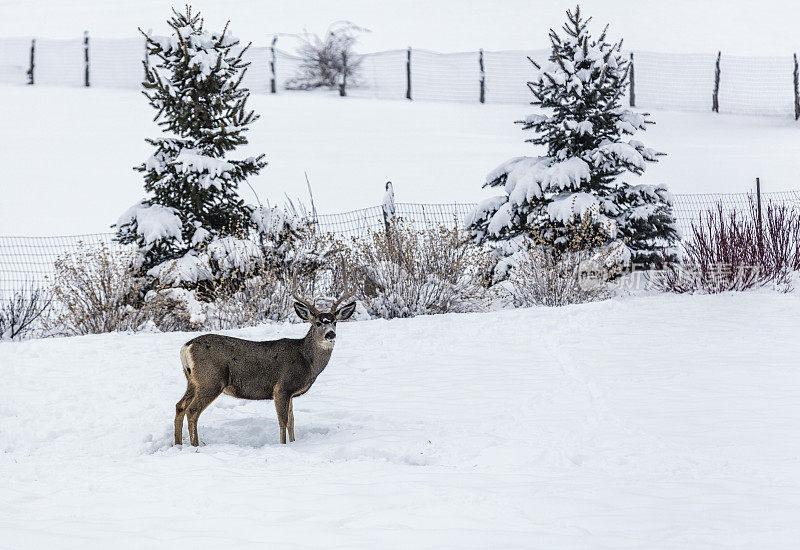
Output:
[
  {"xmin": 115, "ymin": 6, "xmax": 268, "ymax": 285},
  {"xmin": 467, "ymin": 6, "xmax": 678, "ymax": 270}
]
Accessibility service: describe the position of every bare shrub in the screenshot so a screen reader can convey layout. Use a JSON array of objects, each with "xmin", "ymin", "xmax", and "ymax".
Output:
[
  {"xmin": 47, "ymin": 243, "xmax": 194, "ymax": 336},
  {"xmin": 339, "ymin": 221, "xmax": 492, "ymax": 319},
  {"xmin": 285, "ymin": 21, "xmax": 367, "ymax": 93},
  {"xmin": 505, "ymin": 246, "xmax": 618, "ymax": 307},
  {"xmin": 761, "ymin": 201, "xmax": 800, "ymax": 275},
  {"xmin": 502, "ymin": 211, "xmax": 625, "ymax": 307},
  {"xmin": 205, "ymin": 273, "xmax": 294, "ymax": 329},
  {"xmin": 0, "ymin": 283, "xmax": 52, "ymax": 340},
  {"xmin": 651, "ymin": 201, "xmax": 800, "ymax": 293}
]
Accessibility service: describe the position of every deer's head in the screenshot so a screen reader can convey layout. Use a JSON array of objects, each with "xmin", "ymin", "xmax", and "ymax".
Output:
[{"xmin": 292, "ymin": 273, "xmax": 356, "ymax": 349}]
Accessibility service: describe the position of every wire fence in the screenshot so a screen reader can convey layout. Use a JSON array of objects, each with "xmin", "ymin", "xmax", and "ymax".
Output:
[
  {"xmin": 2, "ymin": 191, "xmax": 799, "ymax": 300},
  {"xmin": 1, "ymin": 35, "xmax": 799, "ymax": 117}
]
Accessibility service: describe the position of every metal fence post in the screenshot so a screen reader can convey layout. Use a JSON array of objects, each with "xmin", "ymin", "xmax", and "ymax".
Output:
[
  {"xmin": 83, "ymin": 31, "xmax": 90, "ymax": 87},
  {"xmin": 479, "ymin": 48, "xmax": 485, "ymax": 103},
  {"xmin": 755, "ymin": 177, "xmax": 763, "ymax": 252},
  {"xmin": 406, "ymin": 47, "xmax": 412, "ymax": 100},
  {"xmin": 27, "ymin": 39, "xmax": 35, "ymax": 85},
  {"xmin": 712, "ymin": 51, "xmax": 721, "ymax": 112},
  {"xmin": 270, "ymin": 36, "xmax": 278, "ymax": 94},
  {"xmin": 629, "ymin": 52, "xmax": 635, "ymax": 107}
]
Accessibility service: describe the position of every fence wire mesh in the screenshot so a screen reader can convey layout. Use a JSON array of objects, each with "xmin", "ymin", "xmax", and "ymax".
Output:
[
  {"xmin": 1, "ymin": 35, "xmax": 798, "ymax": 116},
  {"xmin": 2, "ymin": 192, "xmax": 799, "ymax": 300}
]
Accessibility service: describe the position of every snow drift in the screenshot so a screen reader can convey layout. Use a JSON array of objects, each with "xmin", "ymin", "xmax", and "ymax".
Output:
[{"xmin": 1, "ymin": 292, "xmax": 798, "ymax": 548}]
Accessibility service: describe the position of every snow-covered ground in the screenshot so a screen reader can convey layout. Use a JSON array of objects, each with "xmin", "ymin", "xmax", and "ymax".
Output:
[
  {"xmin": 2, "ymin": 84, "xmax": 799, "ymax": 235},
  {"xmin": 1, "ymin": 292, "xmax": 798, "ymax": 548}
]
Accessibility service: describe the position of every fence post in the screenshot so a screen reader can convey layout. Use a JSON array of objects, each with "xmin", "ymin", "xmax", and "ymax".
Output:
[
  {"xmin": 270, "ymin": 36, "xmax": 278, "ymax": 94},
  {"xmin": 479, "ymin": 48, "xmax": 485, "ymax": 103},
  {"xmin": 27, "ymin": 39, "xmax": 35, "ymax": 85},
  {"xmin": 406, "ymin": 47, "xmax": 412, "ymax": 100},
  {"xmin": 712, "ymin": 51, "xmax": 721, "ymax": 112},
  {"xmin": 793, "ymin": 53, "xmax": 799, "ymax": 120},
  {"xmin": 629, "ymin": 52, "xmax": 635, "ymax": 107},
  {"xmin": 382, "ymin": 181, "xmax": 395, "ymax": 234},
  {"xmin": 143, "ymin": 29, "xmax": 152, "ymax": 81},
  {"xmin": 755, "ymin": 177, "xmax": 763, "ymax": 252},
  {"xmin": 83, "ymin": 30, "xmax": 90, "ymax": 87},
  {"xmin": 339, "ymin": 51, "xmax": 347, "ymax": 97}
]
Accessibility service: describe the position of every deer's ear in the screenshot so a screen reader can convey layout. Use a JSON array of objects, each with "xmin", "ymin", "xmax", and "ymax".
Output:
[
  {"xmin": 294, "ymin": 301, "xmax": 313, "ymax": 321},
  {"xmin": 335, "ymin": 302, "xmax": 356, "ymax": 321}
]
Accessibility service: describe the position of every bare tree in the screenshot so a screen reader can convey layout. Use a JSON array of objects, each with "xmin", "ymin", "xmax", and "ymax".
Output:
[
  {"xmin": 285, "ymin": 21, "xmax": 368, "ymax": 95},
  {"xmin": 0, "ymin": 283, "xmax": 52, "ymax": 340}
]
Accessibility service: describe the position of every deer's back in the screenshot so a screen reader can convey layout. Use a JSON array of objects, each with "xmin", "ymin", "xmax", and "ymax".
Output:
[{"xmin": 182, "ymin": 333, "xmax": 311, "ymax": 400}]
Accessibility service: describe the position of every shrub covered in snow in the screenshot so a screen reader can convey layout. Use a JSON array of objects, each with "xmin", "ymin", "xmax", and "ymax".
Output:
[
  {"xmin": 467, "ymin": 6, "xmax": 678, "ymax": 275},
  {"xmin": 115, "ymin": 6, "xmax": 267, "ymax": 288},
  {"xmin": 338, "ymin": 221, "xmax": 492, "ymax": 319},
  {"xmin": 205, "ymin": 274, "xmax": 295, "ymax": 329},
  {"xmin": 46, "ymin": 243, "xmax": 194, "ymax": 336},
  {"xmin": 201, "ymin": 214, "xmax": 340, "ymax": 329},
  {"xmin": 501, "ymin": 210, "xmax": 625, "ymax": 307}
]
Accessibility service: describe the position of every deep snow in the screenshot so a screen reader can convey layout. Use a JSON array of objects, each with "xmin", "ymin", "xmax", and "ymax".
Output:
[
  {"xmin": 1, "ymin": 292, "xmax": 799, "ymax": 548},
  {"xmin": 2, "ymin": 85, "xmax": 798, "ymax": 236}
]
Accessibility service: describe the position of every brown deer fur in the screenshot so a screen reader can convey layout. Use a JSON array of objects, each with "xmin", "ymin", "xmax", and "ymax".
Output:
[{"xmin": 174, "ymin": 291, "xmax": 356, "ymax": 447}]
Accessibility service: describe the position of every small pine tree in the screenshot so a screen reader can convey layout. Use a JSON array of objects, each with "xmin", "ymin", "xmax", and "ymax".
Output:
[
  {"xmin": 467, "ymin": 6, "xmax": 678, "ymax": 272},
  {"xmin": 116, "ymin": 6, "xmax": 267, "ymax": 283}
]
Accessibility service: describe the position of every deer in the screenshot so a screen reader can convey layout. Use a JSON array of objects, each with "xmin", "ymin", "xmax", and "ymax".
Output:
[{"xmin": 174, "ymin": 275, "xmax": 356, "ymax": 447}]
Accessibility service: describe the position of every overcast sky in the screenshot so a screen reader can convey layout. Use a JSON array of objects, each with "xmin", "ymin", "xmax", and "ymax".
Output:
[{"xmin": 2, "ymin": 0, "xmax": 800, "ymax": 56}]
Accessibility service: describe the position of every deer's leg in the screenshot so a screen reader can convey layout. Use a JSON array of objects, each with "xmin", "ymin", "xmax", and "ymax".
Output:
[
  {"xmin": 174, "ymin": 384, "xmax": 195, "ymax": 445},
  {"xmin": 288, "ymin": 399, "xmax": 295, "ymax": 442},
  {"xmin": 274, "ymin": 392, "xmax": 290, "ymax": 444},
  {"xmin": 186, "ymin": 387, "xmax": 222, "ymax": 447}
]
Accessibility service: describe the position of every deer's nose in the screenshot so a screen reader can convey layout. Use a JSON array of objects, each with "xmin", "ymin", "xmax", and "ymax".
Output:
[{"xmin": 325, "ymin": 331, "xmax": 336, "ymax": 340}]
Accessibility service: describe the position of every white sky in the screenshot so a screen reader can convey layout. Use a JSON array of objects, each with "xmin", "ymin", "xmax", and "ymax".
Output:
[{"xmin": 2, "ymin": 0, "xmax": 800, "ymax": 56}]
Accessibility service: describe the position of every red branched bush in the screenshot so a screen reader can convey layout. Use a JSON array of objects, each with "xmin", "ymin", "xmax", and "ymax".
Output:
[{"xmin": 653, "ymin": 199, "xmax": 800, "ymax": 293}]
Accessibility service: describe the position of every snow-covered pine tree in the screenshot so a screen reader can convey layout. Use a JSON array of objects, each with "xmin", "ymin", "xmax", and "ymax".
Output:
[
  {"xmin": 466, "ymin": 6, "xmax": 678, "ymax": 272},
  {"xmin": 116, "ymin": 6, "xmax": 267, "ymax": 285}
]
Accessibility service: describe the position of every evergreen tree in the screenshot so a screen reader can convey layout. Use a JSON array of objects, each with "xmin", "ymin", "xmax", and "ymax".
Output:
[
  {"xmin": 467, "ymin": 6, "xmax": 678, "ymax": 271},
  {"xmin": 116, "ymin": 6, "xmax": 267, "ymax": 283}
]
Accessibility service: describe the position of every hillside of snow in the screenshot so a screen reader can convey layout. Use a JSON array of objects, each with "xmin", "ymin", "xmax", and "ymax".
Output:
[
  {"xmin": 2, "ymin": 84, "xmax": 799, "ymax": 236},
  {"xmin": 1, "ymin": 292, "xmax": 799, "ymax": 548}
]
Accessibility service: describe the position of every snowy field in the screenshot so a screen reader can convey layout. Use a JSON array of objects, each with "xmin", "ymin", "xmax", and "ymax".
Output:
[
  {"xmin": 2, "ymin": 2, "xmax": 800, "ymax": 548},
  {"xmin": 1, "ymin": 292, "xmax": 799, "ymax": 548},
  {"xmin": 2, "ymin": 84, "xmax": 799, "ymax": 236}
]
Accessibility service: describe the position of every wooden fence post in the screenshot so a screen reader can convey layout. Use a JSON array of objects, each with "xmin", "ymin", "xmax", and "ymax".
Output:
[
  {"xmin": 27, "ymin": 39, "xmax": 35, "ymax": 85},
  {"xmin": 83, "ymin": 31, "xmax": 90, "ymax": 87},
  {"xmin": 712, "ymin": 51, "xmax": 721, "ymax": 112},
  {"xmin": 479, "ymin": 48, "xmax": 485, "ymax": 103},
  {"xmin": 382, "ymin": 181, "xmax": 395, "ymax": 235},
  {"xmin": 406, "ymin": 47, "xmax": 412, "ymax": 100},
  {"xmin": 143, "ymin": 29, "xmax": 151, "ymax": 81},
  {"xmin": 339, "ymin": 51, "xmax": 347, "ymax": 97},
  {"xmin": 270, "ymin": 36, "xmax": 278, "ymax": 93},
  {"xmin": 629, "ymin": 52, "xmax": 635, "ymax": 107},
  {"xmin": 793, "ymin": 53, "xmax": 799, "ymax": 120}
]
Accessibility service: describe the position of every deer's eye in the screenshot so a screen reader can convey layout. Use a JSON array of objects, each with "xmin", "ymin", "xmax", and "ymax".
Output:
[{"xmin": 316, "ymin": 322, "xmax": 321, "ymax": 327}]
